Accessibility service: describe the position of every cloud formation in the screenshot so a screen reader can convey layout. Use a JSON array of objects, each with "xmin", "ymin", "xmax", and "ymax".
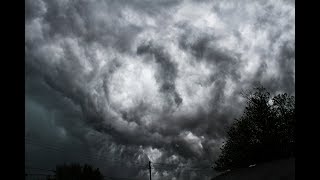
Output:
[{"xmin": 25, "ymin": 0, "xmax": 295, "ymax": 179}]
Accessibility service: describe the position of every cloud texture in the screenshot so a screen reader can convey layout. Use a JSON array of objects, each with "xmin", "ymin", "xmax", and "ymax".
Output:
[{"xmin": 25, "ymin": 0, "xmax": 295, "ymax": 179}]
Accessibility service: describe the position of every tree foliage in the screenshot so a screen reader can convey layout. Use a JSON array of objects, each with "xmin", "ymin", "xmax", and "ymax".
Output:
[
  {"xmin": 55, "ymin": 163, "xmax": 104, "ymax": 180},
  {"xmin": 214, "ymin": 86, "xmax": 295, "ymax": 172}
]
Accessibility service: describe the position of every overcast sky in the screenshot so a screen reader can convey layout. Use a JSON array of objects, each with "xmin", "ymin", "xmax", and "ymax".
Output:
[{"xmin": 25, "ymin": 0, "xmax": 295, "ymax": 179}]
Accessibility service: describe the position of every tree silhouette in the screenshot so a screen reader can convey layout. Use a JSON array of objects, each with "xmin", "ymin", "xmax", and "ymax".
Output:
[
  {"xmin": 55, "ymin": 163, "xmax": 104, "ymax": 180},
  {"xmin": 214, "ymin": 86, "xmax": 295, "ymax": 172}
]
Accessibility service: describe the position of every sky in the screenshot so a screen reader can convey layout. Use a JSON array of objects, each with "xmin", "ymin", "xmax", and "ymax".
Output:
[{"xmin": 25, "ymin": 0, "xmax": 295, "ymax": 179}]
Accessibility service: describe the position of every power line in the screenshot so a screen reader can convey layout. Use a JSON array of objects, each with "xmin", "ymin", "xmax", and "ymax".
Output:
[
  {"xmin": 152, "ymin": 163, "xmax": 212, "ymax": 170},
  {"xmin": 25, "ymin": 173, "xmax": 55, "ymax": 176},
  {"xmin": 25, "ymin": 138, "xmax": 214, "ymax": 175},
  {"xmin": 25, "ymin": 136, "xmax": 78, "ymax": 145},
  {"xmin": 25, "ymin": 141, "xmax": 148, "ymax": 169},
  {"xmin": 25, "ymin": 138, "xmax": 125, "ymax": 163},
  {"xmin": 25, "ymin": 138, "xmax": 147, "ymax": 167},
  {"xmin": 25, "ymin": 166, "xmax": 56, "ymax": 172},
  {"xmin": 24, "ymin": 172, "xmax": 142, "ymax": 180},
  {"xmin": 25, "ymin": 137, "xmax": 146, "ymax": 165},
  {"xmin": 26, "ymin": 141, "xmax": 99, "ymax": 163},
  {"xmin": 26, "ymin": 137, "xmax": 213, "ymax": 170},
  {"xmin": 25, "ymin": 165, "xmax": 148, "ymax": 180},
  {"xmin": 104, "ymin": 176, "xmax": 142, "ymax": 180},
  {"xmin": 152, "ymin": 167, "xmax": 212, "ymax": 172}
]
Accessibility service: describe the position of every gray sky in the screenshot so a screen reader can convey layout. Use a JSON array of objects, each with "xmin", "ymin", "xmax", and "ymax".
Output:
[{"xmin": 25, "ymin": 0, "xmax": 295, "ymax": 179}]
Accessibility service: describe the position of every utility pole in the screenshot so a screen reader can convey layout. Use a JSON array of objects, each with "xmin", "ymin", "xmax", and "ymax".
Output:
[{"xmin": 149, "ymin": 161, "xmax": 152, "ymax": 180}]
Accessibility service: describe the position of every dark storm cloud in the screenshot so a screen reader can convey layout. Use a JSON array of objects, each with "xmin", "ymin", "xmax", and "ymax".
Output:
[
  {"xmin": 25, "ymin": 0, "xmax": 294, "ymax": 179},
  {"xmin": 277, "ymin": 41, "xmax": 295, "ymax": 93},
  {"xmin": 137, "ymin": 42, "xmax": 183, "ymax": 107},
  {"xmin": 178, "ymin": 31, "xmax": 241, "ymax": 83},
  {"xmin": 257, "ymin": 40, "xmax": 295, "ymax": 95}
]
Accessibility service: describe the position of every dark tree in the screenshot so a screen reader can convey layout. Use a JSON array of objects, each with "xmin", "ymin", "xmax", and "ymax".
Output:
[
  {"xmin": 214, "ymin": 86, "xmax": 295, "ymax": 172},
  {"xmin": 55, "ymin": 163, "xmax": 104, "ymax": 180}
]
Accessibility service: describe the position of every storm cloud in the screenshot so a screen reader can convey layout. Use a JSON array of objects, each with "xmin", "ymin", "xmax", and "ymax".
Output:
[{"xmin": 25, "ymin": 0, "xmax": 295, "ymax": 179}]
